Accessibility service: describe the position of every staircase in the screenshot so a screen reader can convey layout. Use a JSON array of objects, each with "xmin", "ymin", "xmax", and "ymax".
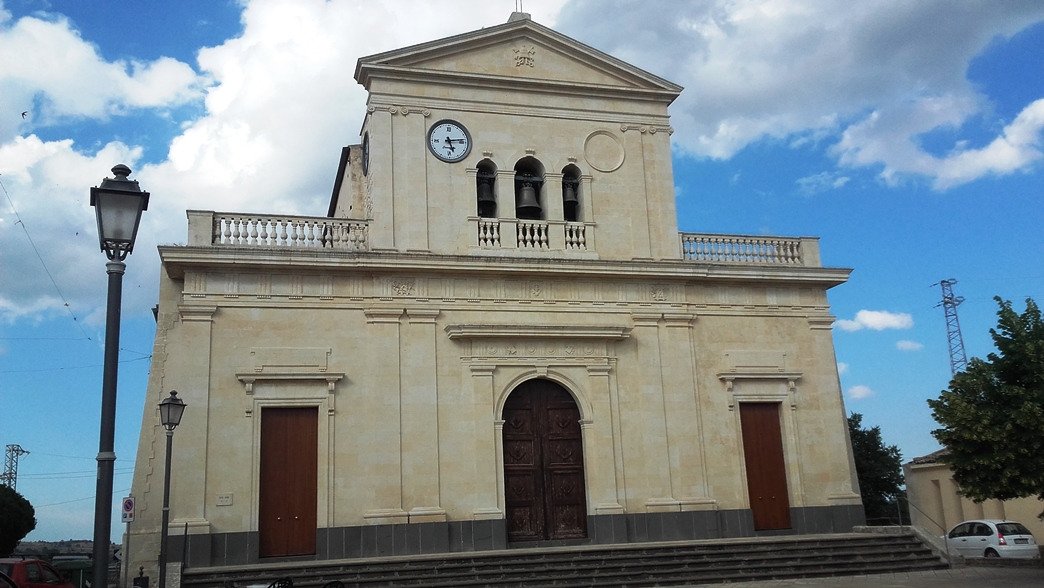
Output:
[{"xmin": 182, "ymin": 532, "xmax": 947, "ymax": 587}]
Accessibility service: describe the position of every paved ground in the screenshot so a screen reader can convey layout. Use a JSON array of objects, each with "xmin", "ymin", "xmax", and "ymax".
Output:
[{"xmin": 691, "ymin": 565, "xmax": 1044, "ymax": 587}]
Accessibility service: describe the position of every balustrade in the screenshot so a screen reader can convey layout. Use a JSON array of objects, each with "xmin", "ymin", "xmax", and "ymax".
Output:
[
  {"xmin": 564, "ymin": 222, "xmax": 586, "ymax": 250},
  {"xmin": 680, "ymin": 233, "xmax": 806, "ymax": 265},
  {"xmin": 212, "ymin": 213, "xmax": 368, "ymax": 250},
  {"xmin": 516, "ymin": 220, "xmax": 549, "ymax": 249},
  {"xmin": 477, "ymin": 219, "xmax": 501, "ymax": 247}
]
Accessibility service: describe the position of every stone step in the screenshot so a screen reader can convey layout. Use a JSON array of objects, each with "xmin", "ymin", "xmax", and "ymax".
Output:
[{"xmin": 183, "ymin": 532, "xmax": 946, "ymax": 588}]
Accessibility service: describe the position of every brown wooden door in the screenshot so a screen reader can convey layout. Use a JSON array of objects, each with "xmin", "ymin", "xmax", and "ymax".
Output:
[
  {"xmin": 739, "ymin": 402, "xmax": 792, "ymax": 530},
  {"xmin": 503, "ymin": 379, "xmax": 587, "ymax": 541},
  {"xmin": 259, "ymin": 407, "xmax": 318, "ymax": 557}
]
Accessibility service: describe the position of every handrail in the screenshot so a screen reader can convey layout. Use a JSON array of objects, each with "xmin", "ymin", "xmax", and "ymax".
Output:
[{"xmin": 900, "ymin": 495, "xmax": 952, "ymax": 562}]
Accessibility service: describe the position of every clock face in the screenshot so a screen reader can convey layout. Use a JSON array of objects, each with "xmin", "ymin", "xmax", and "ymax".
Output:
[{"xmin": 427, "ymin": 120, "xmax": 471, "ymax": 162}]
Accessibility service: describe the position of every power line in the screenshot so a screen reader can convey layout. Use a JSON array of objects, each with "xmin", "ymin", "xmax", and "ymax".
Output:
[
  {"xmin": 0, "ymin": 354, "xmax": 152, "ymax": 373},
  {"xmin": 35, "ymin": 487, "xmax": 131, "ymax": 508},
  {"xmin": 0, "ymin": 176, "xmax": 94, "ymax": 342},
  {"xmin": 22, "ymin": 469, "xmax": 134, "ymax": 480}
]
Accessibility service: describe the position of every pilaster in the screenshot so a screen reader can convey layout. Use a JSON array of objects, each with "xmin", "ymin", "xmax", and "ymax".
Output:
[
  {"xmin": 402, "ymin": 308, "xmax": 445, "ymax": 522},
  {"xmin": 173, "ymin": 305, "xmax": 218, "ymax": 526},
  {"xmin": 661, "ymin": 313, "xmax": 713, "ymax": 508},
  {"xmin": 584, "ymin": 364, "xmax": 623, "ymax": 514},
  {"xmin": 468, "ymin": 364, "xmax": 502, "ymax": 519},
  {"xmin": 630, "ymin": 312, "xmax": 677, "ymax": 510},
  {"xmin": 362, "ymin": 307, "xmax": 408, "ymax": 524}
]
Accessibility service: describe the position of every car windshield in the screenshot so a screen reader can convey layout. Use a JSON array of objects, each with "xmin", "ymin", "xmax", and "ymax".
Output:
[{"xmin": 997, "ymin": 522, "xmax": 1032, "ymax": 535}]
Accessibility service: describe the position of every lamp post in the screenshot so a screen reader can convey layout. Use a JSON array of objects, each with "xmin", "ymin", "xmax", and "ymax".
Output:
[
  {"xmin": 90, "ymin": 164, "xmax": 149, "ymax": 588},
  {"xmin": 157, "ymin": 390, "xmax": 186, "ymax": 588}
]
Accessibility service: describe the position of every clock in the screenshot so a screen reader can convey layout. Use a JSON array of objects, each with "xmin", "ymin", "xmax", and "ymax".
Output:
[
  {"xmin": 361, "ymin": 131, "xmax": 370, "ymax": 176},
  {"xmin": 427, "ymin": 120, "xmax": 471, "ymax": 163}
]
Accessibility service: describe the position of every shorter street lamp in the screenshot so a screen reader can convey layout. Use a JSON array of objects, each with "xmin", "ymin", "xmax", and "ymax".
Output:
[{"xmin": 158, "ymin": 391, "xmax": 186, "ymax": 588}]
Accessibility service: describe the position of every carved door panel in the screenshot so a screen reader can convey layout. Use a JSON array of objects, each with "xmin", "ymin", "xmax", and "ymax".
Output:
[
  {"xmin": 259, "ymin": 407, "xmax": 318, "ymax": 558},
  {"xmin": 503, "ymin": 379, "xmax": 587, "ymax": 541},
  {"xmin": 739, "ymin": 402, "xmax": 792, "ymax": 530}
]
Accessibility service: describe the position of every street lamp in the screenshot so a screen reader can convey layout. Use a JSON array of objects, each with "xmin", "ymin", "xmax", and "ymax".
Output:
[
  {"xmin": 158, "ymin": 390, "xmax": 186, "ymax": 588},
  {"xmin": 90, "ymin": 164, "xmax": 149, "ymax": 588}
]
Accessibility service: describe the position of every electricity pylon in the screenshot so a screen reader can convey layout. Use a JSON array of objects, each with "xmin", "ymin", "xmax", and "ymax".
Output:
[
  {"xmin": 2, "ymin": 444, "xmax": 30, "ymax": 490},
  {"xmin": 936, "ymin": 279, "xmax": 968, "ymax": 375}
]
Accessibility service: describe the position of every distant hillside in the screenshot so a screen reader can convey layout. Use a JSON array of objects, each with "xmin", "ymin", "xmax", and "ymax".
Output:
[{"xmin": 14, "ymin": 539, "xmax": 99, "ymax": 558}]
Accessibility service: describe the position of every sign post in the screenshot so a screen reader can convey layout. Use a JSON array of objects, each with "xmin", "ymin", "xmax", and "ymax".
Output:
[{"xmin": 122, "ymin": 496, "xmax": 135, "ymax": 588}]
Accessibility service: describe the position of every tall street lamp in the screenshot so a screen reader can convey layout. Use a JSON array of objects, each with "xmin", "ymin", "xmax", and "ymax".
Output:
[
  {"xmin": 158, "ymin": 390, "xmax": 186, "ymax": 588},
  {"xmin": 90, "ymin": 164, "xmax": 149, "ymax": 588}
]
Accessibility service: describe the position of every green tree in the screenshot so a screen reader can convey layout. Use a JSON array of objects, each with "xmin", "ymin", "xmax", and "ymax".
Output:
[
  {"xmin": 928, "ymin": 297, "xmax": 1044, "ymax": 512},
  {"xmin": 0, "ymin": 484, "xmax": 36, "ymax": 556},
  {"xmin": 848, "ymin": 413, "xmax": 905, "ymax": 523}
]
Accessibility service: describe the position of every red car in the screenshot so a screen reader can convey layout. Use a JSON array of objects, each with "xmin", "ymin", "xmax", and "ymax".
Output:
[{"xmin": 0, "ymin": 559, "xmax": 74, "ymax": 588}]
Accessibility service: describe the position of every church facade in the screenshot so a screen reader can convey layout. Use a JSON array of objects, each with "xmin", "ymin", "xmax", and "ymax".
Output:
[{"xmin": 128, "ymin": 14, "xmax": 863, "ymax": 573}]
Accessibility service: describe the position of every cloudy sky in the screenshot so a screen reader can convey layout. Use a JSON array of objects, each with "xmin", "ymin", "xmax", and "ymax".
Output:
[{"xmin": 1, "ymin": 0, "xmax": 1041, "ymax": 542}]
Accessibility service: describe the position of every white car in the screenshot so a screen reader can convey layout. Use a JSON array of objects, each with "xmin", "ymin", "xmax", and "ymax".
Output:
[{"xmin": 946, "ymin": 519, "xmax": 1040, "ymax": 559}]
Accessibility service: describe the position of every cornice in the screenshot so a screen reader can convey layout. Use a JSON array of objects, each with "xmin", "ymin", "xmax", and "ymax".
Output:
[
  {"xmin": 159, "ymin": 246, "xmax": 852, "ymax": 288},
  {"xmin": 362, "ymin": 65, "xmax": 679, "ymax": 104}
]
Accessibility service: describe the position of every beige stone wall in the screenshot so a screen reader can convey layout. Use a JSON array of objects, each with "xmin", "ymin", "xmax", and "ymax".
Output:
[
  {"xmin": 905, "ymin": 461, "xmax": 1044, "ymax": 538},
  {"xmin": 127, "ymin": 257, "xmax": 859, "ymax": 574}
]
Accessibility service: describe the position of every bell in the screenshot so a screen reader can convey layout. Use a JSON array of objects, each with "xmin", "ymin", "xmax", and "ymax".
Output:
[
  {"xmin": 477, "ymin": 179, "xmax": 496, "ymax": 217},
  {"xmin": 516, "ymin": 181, "xmax": 541, "ymax": 217},
  {"xmin": 563, "ymin": 182, "xmax": 578, "ymax": 205},
  {"xmin": 477, "ymin": 179, "xmax": 495, "ymax": 204}
]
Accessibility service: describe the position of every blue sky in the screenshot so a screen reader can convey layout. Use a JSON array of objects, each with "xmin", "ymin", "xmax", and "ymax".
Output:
[{"xmin": 0, "ymin": 1, "xmax": 1041, "ymax": 542}]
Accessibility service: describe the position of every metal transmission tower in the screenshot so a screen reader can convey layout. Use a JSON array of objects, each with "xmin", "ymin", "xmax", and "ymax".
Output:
[
  {"xmin": 2, "ymin": 444, "xmax": 30, "ymax": 490},
  {"xmin": 936, "ymin": 279, "xmax": 968, "ymax": 375}
]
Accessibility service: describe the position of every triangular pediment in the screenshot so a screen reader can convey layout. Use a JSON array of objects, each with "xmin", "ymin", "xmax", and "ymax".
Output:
[{"xmin": 356, "ymin": 16, "xmax": 681, "ymax": 100}]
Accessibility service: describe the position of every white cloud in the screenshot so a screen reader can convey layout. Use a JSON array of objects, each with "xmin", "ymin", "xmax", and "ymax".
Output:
[
  {"xmin": 835, "ymin": 310, "xmax": 914, "ymax": 332},
  {"xmin": 0, "ymin": 1, "xmax": 572, "ymax": 321},
  {"xmin": 796, "ymin": 171, "xmax": 850, "ymax": 195},
  {"xmin": 0, "ymin": 11, "xmax": 201, "ymax": 139},
  {"xmin": 896, "ymin": 340, "xmax": 924, "ymax": 351},
  {"xmin": 932, "ymin": 98, "xmax": 1044, "ymax": 189},
  {"xmin": 557, "ymin": 0, "xmax": 1044, "ymax": 188},
  {"xmin": 837, "ymin": 362, "xmax": 849, "ymax": 375},
  {"xmin": 847, "ymin": 385, "xmax": 874, "ymax": 400}
]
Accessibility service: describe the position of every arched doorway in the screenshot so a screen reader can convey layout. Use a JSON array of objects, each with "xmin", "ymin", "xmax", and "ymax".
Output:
[{"xmin": 502, "ymin": 378, "xmax": 588, "ymax": 541}]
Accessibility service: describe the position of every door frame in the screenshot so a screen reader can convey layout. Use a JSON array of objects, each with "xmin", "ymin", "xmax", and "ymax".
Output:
[
  {"xmin": 245, "ymin": 381, "xmax": 336, "ymax": 552},
  {"xmin": 494, "ymin": 372, "xmax": 593, "ymax": 538},
  {"xmin": 724, "ymin": 377, "xmax": 806, "ymax": 514}
]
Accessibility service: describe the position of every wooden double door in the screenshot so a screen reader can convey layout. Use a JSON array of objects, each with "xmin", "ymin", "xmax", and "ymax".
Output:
[
  {"xmin": 259, "ymin": 407, "xmax": 318, "ymax": 558},
  {"xmin": 739, "ymin": 402, "xmax": 792, "ymax": 530},
  {"xmin": 502, "ymin": 379, "xmax": 588, "ymax": 542}
]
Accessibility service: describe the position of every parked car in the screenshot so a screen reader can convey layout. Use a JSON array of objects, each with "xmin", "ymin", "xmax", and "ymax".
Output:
[
  {"xmin": 0, "ymin": 559, "xmax": 75, "ymax": 588},
  {"xmin": 945, "ymin": 519, "xmax": 1041, "ymax": 559}
]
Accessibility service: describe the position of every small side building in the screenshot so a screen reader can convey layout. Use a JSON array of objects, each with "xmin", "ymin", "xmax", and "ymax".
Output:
[{"xmin": 905, "ymin": 449, "xmax": 1044, "ymax": 538}]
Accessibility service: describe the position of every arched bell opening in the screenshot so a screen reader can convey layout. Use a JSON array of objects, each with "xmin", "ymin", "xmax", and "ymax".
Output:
[
  {"xmin": 561, "ymin": 164, "xmax": 582, "ymax": 222},
  {"xmin": 476, "ymin": 159, "xmax": 497, "ymax": 218},
  {"xmin": 501, "ymin": 378, "xmax": 588, "ymax": 542},
  {"xmin": 513, "ymin": 157, "xmax": 545, "ymax": 220}
]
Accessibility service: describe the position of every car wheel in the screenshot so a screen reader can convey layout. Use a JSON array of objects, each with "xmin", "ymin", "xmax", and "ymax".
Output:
[{"xmin": 984, "ymin": 548, "xmax": 1000, "ymax": 558}]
